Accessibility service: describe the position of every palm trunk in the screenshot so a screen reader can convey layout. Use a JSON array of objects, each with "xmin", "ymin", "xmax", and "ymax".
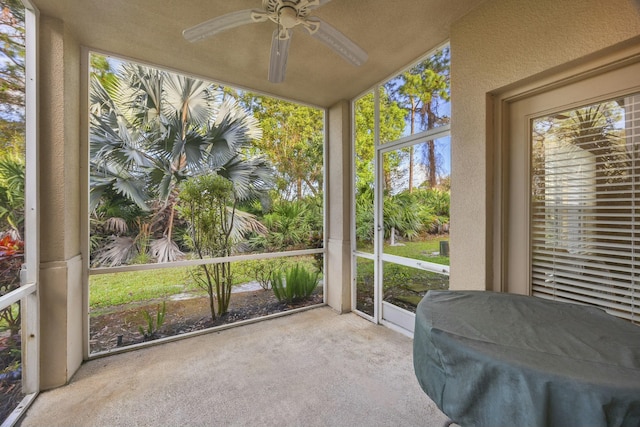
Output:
[{"xmin": 409, "ymin": 98, "xmax": 416, "ymax": 193}]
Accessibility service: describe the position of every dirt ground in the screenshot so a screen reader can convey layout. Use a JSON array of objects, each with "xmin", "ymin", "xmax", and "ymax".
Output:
[{"xmin": 89, "ymin": 289, "xmax": 323, "ymax": 353}]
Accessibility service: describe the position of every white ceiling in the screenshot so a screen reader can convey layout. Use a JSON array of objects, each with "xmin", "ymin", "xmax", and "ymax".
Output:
[{"xmin": 32, "ymin": 0, "xmax": 486, "ymax": 107}]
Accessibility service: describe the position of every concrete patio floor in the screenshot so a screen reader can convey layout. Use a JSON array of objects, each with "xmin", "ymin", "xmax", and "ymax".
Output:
[{"xmin": 19, "ymin": 306, "xmax": 450, "ymax": 426}]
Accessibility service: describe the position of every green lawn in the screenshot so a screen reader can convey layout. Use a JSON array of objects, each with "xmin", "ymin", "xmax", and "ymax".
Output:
[
  {"xmin": 355, "ymin": 235, "xmax": 450, "ymax": 314},
  {"xmin": 89, "ymin": 238, "xmax": 447, "ymax": 314},
  {"xmin": 358, "ymin": 235, "xmax": 450, "ymax": 266},
  {"xmin": 90, "ymin": 268, "xmax": 202, "ymax": 309},
  {"xmin": 90, "ymin": 255, "xmax": 320, "ymax": 311}
]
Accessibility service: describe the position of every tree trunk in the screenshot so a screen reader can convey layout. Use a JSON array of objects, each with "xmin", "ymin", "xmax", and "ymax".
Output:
[
  {"xmin": 426, "ymin": 103, "xmax": 437, "ymax": 188},
  {"xmin": 428, "ymin": 140, "xmax": 436, "ymax": 188},
  {"xmin": 409, "ymin": 98, "xmax": 416, "ymax": 193}
]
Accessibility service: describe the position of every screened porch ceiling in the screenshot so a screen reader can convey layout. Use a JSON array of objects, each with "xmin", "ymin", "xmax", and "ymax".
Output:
[{"xmin": 32, "ymin": 0, "xmax": 485, "ymax": 107}]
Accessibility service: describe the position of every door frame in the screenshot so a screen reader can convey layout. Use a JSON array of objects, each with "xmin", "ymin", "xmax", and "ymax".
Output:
[
  {"xmin": 375, "ymin": 126, "xmax": 451, "ymax": 335},
  {"xmin": 0, "ymin": 1, "xmax": 40, "ymax": 424},
  {"xmin": 492, "ymin": 44, "xmax": 640, "ymax": 294}
]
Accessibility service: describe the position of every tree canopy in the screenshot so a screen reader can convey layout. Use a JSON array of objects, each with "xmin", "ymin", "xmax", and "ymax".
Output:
[
  {"xmin": 237, "ymin": 92, "xmax": 324, "ymax": 201},
  {"xmin": 0, "ymin": 0, "xmax": 25, "ymax": 157}
]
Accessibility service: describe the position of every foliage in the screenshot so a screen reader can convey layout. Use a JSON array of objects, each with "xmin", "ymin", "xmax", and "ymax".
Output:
[
  {"xmin": 244, "ymin": 258, "xmax": 285, "ymax": 290},
  {"xmin": 355, "ymin": 184, "xmax": 450, "ymax": 245},
  {"xmin": 89, "ymin": 256, "xmax": 316, "ymax": 311},
  {"xmin": 237, "ymin": 92, "xmax": 324, "ymax": 200},
  {"xmin": 89, "ymin": 56, "xmax": 271, "ymax": 265},
  {"xmin": 0, "ymin": 154, "xmax": 23, "ymax": 236},
  {"xmin": 353, "ymin": 48, "xmax": 451, "ymax": 252},
  {"xmin": 249, "ymin": 198, "xmax": 320, "ymax": 252},
  {"xmin": 0, "ymin": 332, "xmax": 21, "ymax": 425},
  {"xmin": 0, "ymin": 0, "xmax": 25, "ymax": 158},
  {"xmin": 178, "ymin": 174, "xmax": 241, "ymax": 319},
  {"xmin": 89, "ymin": 54, "xmax": 117, "ymax": 91},
  {"xmin": 0, "ymin": 234, "xmax": 22, "ymax": 335},
  {"xmin": 354, "ymin": 91, "xmax": 405, "ymax": 188},
  {"xmin": 413, "ymin": 188, "xmax": 450, "ymax": 232},
  {"xmin": 354, "ymin": 184, "xmax": 374, "ymax": 244},
  {"xmin": 138, "ymin": 301, "xmax": 166, "ymax": 341},
  {"xmin": 385, "ymin": 47, "xmax": 450, "ymax": 190},
  {"xmin": 270, "ymin": 263, "xmax": 319, "ymax": 303}
]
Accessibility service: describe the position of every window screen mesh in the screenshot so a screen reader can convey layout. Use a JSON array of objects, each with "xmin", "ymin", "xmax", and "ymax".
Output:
[{"xmin": 531, "ymin": 94, "xmax": 639, "ymax": 323}]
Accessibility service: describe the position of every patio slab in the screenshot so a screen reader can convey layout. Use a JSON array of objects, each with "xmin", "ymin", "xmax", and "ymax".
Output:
[{"xmin": 19, "ymin": 306, "xmax": 449, "ymax": 426}]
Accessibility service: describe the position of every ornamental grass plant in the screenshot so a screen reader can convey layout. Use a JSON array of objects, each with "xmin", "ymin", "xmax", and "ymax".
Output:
[{"xmin": 271, "ymin": 264, "xmax": 319, "ymax": 303}]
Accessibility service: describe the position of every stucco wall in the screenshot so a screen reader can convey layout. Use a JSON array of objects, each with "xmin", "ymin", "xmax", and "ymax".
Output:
[
  {"xmin": 449, "ymin": 0, "xmax": 640, "ymax": 291},
  {"xmin": 326, "ymin": 101, "xmax": 352, "ymax": 313},
  {"xmin": 39, "ymin": 15, "xmax": 83, "ymax": 389}
]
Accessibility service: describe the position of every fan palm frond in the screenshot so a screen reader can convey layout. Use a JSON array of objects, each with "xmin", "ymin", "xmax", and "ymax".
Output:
[
  {"xmin": 228, "ymin": 208, "xmax": 268, "ymax": 243},
  {"xmin": 149, "ymin": 236, "xmax": 184, "ymax": 263},
  {"xmin": 164, "ymin": 73, "xmax": 214, "ymax": 128},
  {"xmin": 90, "ymin": 61, "xmax": 274, "ymax": 265},
  {"xmin": 219, "ymin": 155, "xmax": 273, "ymax": 202},
  {"xmin": 92, "ymin": 236, "xmax": 136, "ymax": 267},
  {"xmin": 104, "ymin": 217, "xmax": 128, "ymax": 235}
]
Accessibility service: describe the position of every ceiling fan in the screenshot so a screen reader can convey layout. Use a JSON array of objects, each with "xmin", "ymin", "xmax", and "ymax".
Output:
[{"xmin": 182, "ymin": 0, "xmax": 368, "ymax": 83}]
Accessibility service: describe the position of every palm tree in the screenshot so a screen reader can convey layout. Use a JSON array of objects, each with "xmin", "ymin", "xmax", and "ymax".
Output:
[{"xmin": 89, "ymin": 62, "xmax": 271, "ymax": 265}]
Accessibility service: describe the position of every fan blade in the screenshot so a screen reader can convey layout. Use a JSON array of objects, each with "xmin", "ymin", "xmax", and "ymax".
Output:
[
  {"xmin": 269, "ymin": 29, "xmax": 291, "ymax": 83},
  {"xmin": 302, "ymin": 0, "xmax": 332, "ymax": 10},
  {"xmin": 183, "ymin": 9, "xmax": 256, "ymax": 42},
  {"xmin": 307, "ymin": 17, "xmax": 368, "ymax": 67}
]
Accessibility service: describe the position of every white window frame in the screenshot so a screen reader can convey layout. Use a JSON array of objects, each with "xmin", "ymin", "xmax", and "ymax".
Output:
[
  {"xmin": 351, "ymin": 42, "xmax": 451, "ymax": 334},
  {"xmin": 81, "ymin": 50, "xmax": 327, "ymax": 359},
  {"xmin": 0, "ymin": 1, "xmax": 40, "ymax": 425}
]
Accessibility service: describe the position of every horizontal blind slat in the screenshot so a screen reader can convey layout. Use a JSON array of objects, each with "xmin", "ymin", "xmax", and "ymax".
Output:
[
  {"xmin": 532, "ymin": 286, "xmax": 639, "ymax": 316},
  {"xmin": 530, "ymin": 94, "xmax": 640, "ymax": 323},
  {"xmin": 532, "ymin": 271, "xmax": 639, "ymax": 298}
]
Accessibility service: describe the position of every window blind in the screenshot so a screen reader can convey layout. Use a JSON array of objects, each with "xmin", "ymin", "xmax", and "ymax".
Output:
[{"xmin": 530, "ymin": 94, "xmax": 639, "ymax": 323}]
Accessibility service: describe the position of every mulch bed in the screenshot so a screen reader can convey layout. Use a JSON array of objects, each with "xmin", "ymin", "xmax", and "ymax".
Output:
[{"xmin": 90, "ymin": 289, "xmax": 323, "ymax": 354}]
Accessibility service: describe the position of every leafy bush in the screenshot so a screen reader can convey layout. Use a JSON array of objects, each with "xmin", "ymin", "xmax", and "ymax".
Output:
[
  {"xmin": 383, "ymin": 191, "xmax": 423, "ymax": 240},
  {"xmin": 0, "ymin": 235, "xmax": 23, "ymax": 335},
  {"xmin": 354, "ymin": 185, "xmax": 375, "ymax": 243},
  {"xmin": 248, "ymin": 196, "xmax": 323, "ymax": 253},
  {"xmin": 178, "ymin": 174, "xmax": 237, "ymax": 320},
  {"xmin": 250, "ymin": 199, "xmax": 311, "ymax": 251},
  {"xmin": 271, "ymin": 264, "xmax": 319, "ymax": 303},
  {"xmin": 0, "ymin": 156, "xmax": 25, "ymax": 236},
  {"xmin": 415, "ymin": 188, "xmax": 450, "ymax": 232},
  {"xmin": 355, "ymin": 186, "xmax": 450, "ymax": 245},
  {"xmin": 244, "ymin": 258, "xmax": 285, "ymax": 290}
]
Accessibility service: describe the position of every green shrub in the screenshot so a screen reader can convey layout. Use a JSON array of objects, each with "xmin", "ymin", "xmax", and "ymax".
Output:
[
  {"xmin": 271, "ymin": 264, "xmax": 319, "ymax": 303},
  {"xmin": 244, "ymin": 258, "xmax": 285, "ymax": 290},
  {"xmin": 138, "ymin": 301, "xmax": 166, "ymax": 341}
]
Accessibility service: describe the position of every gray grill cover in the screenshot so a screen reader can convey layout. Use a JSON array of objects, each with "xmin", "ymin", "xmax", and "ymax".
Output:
[{"xmin": 413, "ymin": 290, "xmax": 640, "ymax": 427}]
